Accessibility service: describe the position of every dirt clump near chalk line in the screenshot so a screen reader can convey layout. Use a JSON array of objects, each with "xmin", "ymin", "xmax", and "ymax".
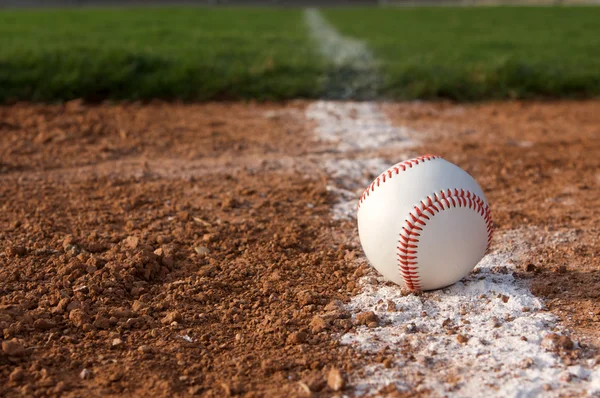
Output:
[{"xmin": 1, "ymin": 99, "xmax": 599, "ymax": 397}]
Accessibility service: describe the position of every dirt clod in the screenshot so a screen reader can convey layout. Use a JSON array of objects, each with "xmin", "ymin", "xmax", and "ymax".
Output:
[
  {"xmin": 33, "ymin": 319, "xmax": 55, "ymax": 331},
  {"xmin": 125, "ymin": 236, "xmax": 140, "ymax": 249},
  {"xmin": 457, "ymin": 335, "xmax": 469, "ymax": 344},
  {"xmin": 9, "ymin": 367, "xmax": 24, "ymax": 382},
  {"xmin": 310, "ymin": 316, "xmax": 329, "ymax": 333},
  {"xmin": 2, "ymin": 339, "xmax": 26, "ymax": 357},
  {"xmin": 386, "ymin": 300, "xmax": 396, "ymax": 312},
  {"xmin": 356, "ymin": 311, "xmax": 378, "ymax": 326},
  {"xmin": 541, "ymin": 333, "xmax": 575, "ymax": 352},
  {"xmin": 162, "ymin": 311, "xmax": 182, "ymax": 325},
  {"xmin": 131, "ymin": 300, "xmax": 145, "ymax": 312},
  {"xmin": 382, "ymin": 358, "xmax": 393, "ymax": 368},
  {"xmin": 7, "ymin": 246, "xmax": 27, "ymax": 257},
  {"xmin": 554, "ymin": 265, "xmax": 568, "ymax": 274},
  {"xmin": 406, "ymin": 323, "xmax": 418, "ymax": 334},
  {"xmin": 93, "ymin": 315, "xmax": 111, "ymax": 330},
  {"xmin": 297, "ymin": 290, "xmax": 318, "ymax": 307},
  {"xmin": 69, "ymin": 309, "xmax": 88, "ymax": 328},
  {"xmin": 324, "ymin": 300, "xmax": 343, "ymax": 312},
  {"xmin": 287, "ymin": 331, "xmax": 308, "ymax": 345},
  {"xmin": 522, "ymin": 357, "xmax": 535, "ymax": 369},
  {"xmin": 524, "ymin": 263, "xmax": 536, "ymax": 272}
]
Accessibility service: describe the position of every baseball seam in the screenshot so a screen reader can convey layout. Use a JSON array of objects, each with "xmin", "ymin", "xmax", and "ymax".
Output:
[
  {"xmin": 398, "ymin": 189, "xmax": 493, "ymax": 291},
  {"xmin": 357, "ymin": 154, "xmax": 440, "ymax": 211}
]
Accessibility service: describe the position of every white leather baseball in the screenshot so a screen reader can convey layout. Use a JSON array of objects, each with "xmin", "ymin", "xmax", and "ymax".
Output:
[{"xmin": 357, "ymin": 155, "xmax": 493, "ymax": 291}]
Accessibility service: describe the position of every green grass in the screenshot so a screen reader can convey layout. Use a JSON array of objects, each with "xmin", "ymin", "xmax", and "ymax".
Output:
[
  {"xmin": 1, "ymin": 7, "xmax": 600, "ymax": 102},
  {"xmin": 323, "ymin": 7, "xmax": 600, "ymax": 100},
  {"xmin": 0, "ymin": 8, "xmax": 324, "ymax": 102}
]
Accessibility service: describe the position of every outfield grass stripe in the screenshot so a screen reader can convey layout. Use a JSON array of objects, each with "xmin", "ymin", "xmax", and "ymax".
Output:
[
  {"xmin": 304, "ymin": 8, "xmax": 381, "ymax": 100},
  {"xmin": 322, "ymin": 7, "xmax": 600, "ymax": 101},
  {"xmin": 1, "ymin": 7, "xmax": 600, "ymax": 102},
  {"xmin": 0, "ymin": 8, "xmax": 325, "ymax": 102},
  {"xmin": 306, "ymin": 101, "xmax": 417, "ymax": 219}
]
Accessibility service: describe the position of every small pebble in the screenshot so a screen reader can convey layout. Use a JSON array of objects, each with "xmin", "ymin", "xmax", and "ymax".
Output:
[
  {"xmin": 386, "ymin": 300, "xmax": 396, "ymax": 312},
  {"xmin": 79, "ymin": 369, "xmax": 90, "ymax": 380},
  {"xmin": 457, "ymin": 334, "xmax": 469, "ymax": 344},
  {"xmin": 327, "ymin": 368, "xmax": 344, "ymax": 391},
  {"xmin": 194, "ymin": 246, "xmax": 210, "ymax": 256},
  {"xmin": 125, "ymin": 236, "xmax": 139, "ymax": 249}
]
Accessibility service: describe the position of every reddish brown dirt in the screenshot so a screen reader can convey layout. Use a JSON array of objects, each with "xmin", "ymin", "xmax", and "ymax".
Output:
[
  {"xmin": 0, "ymin": 102, "xmax": 364, "ymax": 397},
  {"xmin": 0, "ymin": 100, "xmax": 599, "ymax": 397},
  {"xmin": 384, "ymin": 100, "xmax": 600, "ymax": 348}
]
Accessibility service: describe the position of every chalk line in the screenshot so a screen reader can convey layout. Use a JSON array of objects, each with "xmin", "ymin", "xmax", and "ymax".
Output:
[
  {"xmin": 305, "ymin": 101, "xmax": 418, "ymax": 220},
  {"xmin": 303, "ymin": 9, "xmax": 599, "ymax": 396},
  {"xmin": 306, "ymin": 100, "xmax": 600, "ymax": 397},
  {"xmin": 304, "ymin": 9, "xmax": 380, "ymax": 100}
]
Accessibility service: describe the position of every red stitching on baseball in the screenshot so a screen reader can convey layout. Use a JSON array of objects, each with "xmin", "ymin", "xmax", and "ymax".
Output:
[
  {"xmin": 397, "ymin": 190, "xmax": 493, "ymax": 292},
  {"xmin": 357, "ymin": 155, "xmax": 440, "ymax": 210}
]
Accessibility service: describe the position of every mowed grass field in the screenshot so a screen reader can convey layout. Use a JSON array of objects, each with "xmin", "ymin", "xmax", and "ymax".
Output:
[
  {"xmin": 323, "ymin": 7, "xmax": 600, "ymax": 100},
  {"xmin": 0, "ymin": 6, "xmax": 599, "ymax": 102},
  {"xmin": 0, "ymin": 8, "xmax": 324, "ymax": 101}
]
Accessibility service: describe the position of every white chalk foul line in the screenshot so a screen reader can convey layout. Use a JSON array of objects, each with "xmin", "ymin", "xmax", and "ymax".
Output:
[
  {"xmin": 304, "ymin": 9, "xmax": 380, "ymax": 99},
  {"xmin": 306, "ymin": 101, "xmax": 600, "ymax": 397},
  {"xmin": 343, "ymin": 228, "xmax": 600, "ymax": 397},
  {"xmin": 305, "ymin": 101, "xmax": 418, "ymax": 220},
  {"xmin": 304, "ymin": 9, "xmax": 375, "ymax": 70},
  {"xmin": 305, "ymin": 101, "xmax": 416, "ymax": 153},
  {"xmin": 303, "ymin": 11, "xmax": 600, "ymax": 396}
]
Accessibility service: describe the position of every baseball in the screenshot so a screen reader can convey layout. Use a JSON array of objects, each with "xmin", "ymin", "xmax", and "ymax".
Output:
[{"xmin": 357, "ymin": 155, "xmax": 493, "ymax": 291}]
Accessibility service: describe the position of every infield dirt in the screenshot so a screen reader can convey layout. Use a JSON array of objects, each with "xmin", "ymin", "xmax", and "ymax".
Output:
[{"xmin": 0, "ymin": 99, "xmax": 599, "ymax": 397}]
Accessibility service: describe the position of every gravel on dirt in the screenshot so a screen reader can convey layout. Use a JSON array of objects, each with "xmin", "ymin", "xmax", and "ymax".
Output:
[{"xmin": 0, "ymin": 99, "xmax": 599, "ymax": 397}]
